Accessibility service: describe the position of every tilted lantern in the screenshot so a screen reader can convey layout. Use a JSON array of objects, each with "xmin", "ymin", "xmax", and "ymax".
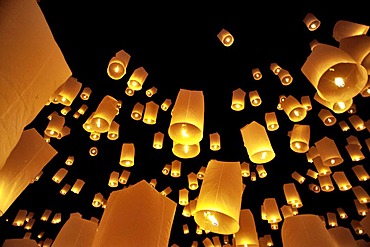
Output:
[
  {"xmin": 277, "ymin": 68, "xmax": 293, "ymax": 86},
  {"xmin": 314, "ymin": 136, "xmax": 343, "ymax": 166},
  {"xmin": 252, "ymin": 68, "xmax": 262, "ymax": 80},
  {"xmin": 283, "ymin": 183, "xmax": 303, "ymax": 208},
  {"xmin": 107, "ymin": 49, "xmax": 131, "ymax": 80},
  {"xmin": 217, "ymin": 28, "xmax": 234, "ymax": 47},
  {"xmin": 71, "ymin": 179, "xmax": 85, "ymax": 194},
  {"xmin": 332, "ymin": 20, "xmax": 369, "ymax": 42},
  {"xmin": 332, "ymin": 171, "xmax": 352, "ymax": 191},
  {"xmin": 303, "ymin": 13, "xmax": 321, "ymax": 31},
  {"xmin": 318, "ymin": 174, "xmax": 335, "ymax": 192},
  {"xmin": 56, "ymin": 76, "xmax": 82, "ymax": 106},
  {"xmin": 281, "ymin": 95, "xmax": 307, "ymax": 122},
  {"xmin": 131, "ymin": 102, "xmax": 144, "ymax": 120},
  {"xmin": 90, "ymin": 95, "xmax": 119, "ymax": 133},
  {"xmin": 318, "ymin": 108, "xmax": 336, "ymax": 126}
]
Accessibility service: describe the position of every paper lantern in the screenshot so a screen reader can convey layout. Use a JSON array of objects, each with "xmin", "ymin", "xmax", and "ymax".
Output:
[
  {"xmin": 308, "ymin": 183, "xmax": 321, "ymax": 193},
  {"xmin": 172, "ymin": 141, "xmax": 200, "ymax": 159},
  {"xmin": 290, "ymin": 124, "xmax": 310, "ymax": 153},
  {"xmin": 162, "ymin": 164, "xmax": 171, "ymax": 175},
  {"xmin": 303, "ymin": 13, "xmax": 321, "ymax": 31},
  {"xmin": 256, "ymin": 165, "xmax": 267, "ymax": 178},
  {"xmin": 60, "ymin": 184, "xmax": 71, "ymax": 195},
  {"xmin": 337, "ymin": 207, "xmax": 348, "ymax": 219},
  {"xmin": 149, "ymin": 179, "xmax": 157, "ymax": 188},
  {"xmin": 119, "ymin": 170, "xmax": 131, "ymax": 185},
  {"xmin": 13, "ymin": 209, "xmax": 27, "ymax": 226},
  {"xmin": 61, "ymin": 106, "xmax": 72, "ymax": 115},
  {"xmin": 71, "ymin": 179, "xmax": 85, "ymax": 194},
  {"xmin": 351, "ymin": 220, "xmax": 365, "ymax": 235},
  {"xmin": 45, "ymin": 114, "xmax": 65, "ymax": 138},
  {"xmin": 270, "ymin": 63, "xmax": 282, "ymax": 75},
  {"xmin": 40, "ymin": 209, "xmax": 52, "ymax": 221},
  {"xmin": 352, "ymin": 185, "xmax": 370, "ymax": 203},
  {"xmin": 119, "ymin": 143, "xmax": 135, "ymax": 167},
  {"xmin": 56, "ymin": 76, "xmax": 82, "ymax": 106},
  {"xmin": 107, "ymin": 49, "xmax": 130, "ymax": 80},
  {"xmin": 252, "ymin": 68, "xmax": 262, "ymax": 80},
  {"xmin": 280, "ymin": 205, "xmax": 294, "ymax": 219},
  {"xmin": 233, "ymin": 209, "xmax": 259, "ymax": 247},
  {"xmin": 217, "ymin": 28, "xmax": 234, "ymax": 47},
  {"xmin": 345, "ymin": 143, "xmax": 365, "ymax": 161},
  {"xmin": 277, "ymin": 68, "xmax": 293, "ymax": 86},
  {"xmin": 2, "ymin": 239, "xmax": 38, "ymax": 247},
  {"xmin": 263, "ymin": 198, "xmax": 282, "ymax": 224},
  {"xmin": 283, "ymin": 183, "xmax": 303, "ymax": 208},
  {"xmin": 354, "ymin": 199, "xmax": 368, "ymax": 216},
  {"xmin": 352, "ymin": 165, "xmax": 370, "ymax": 181},
  {"xmin": 161, "ymin": 98, "xmax": 172, "ymax": 111},
  {"xmin": 361, "ymin": 80, "xmax": 370, "ymax": 97},
  {"xmin": 89, "ymin": 132, "xmax": 100, "ymax": 141},
  {"xmin": 80, "ymin": 86, "xmax": 92, "ymax": 100},
  {"xmin": 318, "ymin": 108, "xmax": 337, "ymax": 126},
  {"xmin": 250, "ymin": 172, "xmax": 257, "ymax": 181},
  {"xmin": 240, "ymin": 162, "xmax": 250, "ymax": 177},
  {"xmin": 348, "ymin": 114, "xmax": 366, "ymax": 131},
  {"xmin": 107, "ymin": 121, "xmax": 119, "ymax": 140},
  {"xmin": 333, "ymin": 20, "xmax": 369, "ymax": 42},
  {"xmin": 90, "ymin": 95, "xmax": 118, "ymax": 133},
  {"xmin": 65, "ymin": 156, "xmax": 74, "ymax": 166},
  {"xmin": 52, "ymin": 168, "xmax": 68, "ymax": 184},
  {"xmin": 161, "ymin": 187, "xmax": 172, "ymax": 197},
  {"xmin": 143, "ymin": 101, "xmax": 159, "ymax": 124},
  {"xmin": 249, "ymin": 90, "xmax": 262, "ymax": 106},
  {"xmin": 313, "ymin": 156, "xmax": 332, "ymax": 176},
  {"xmin": 89, "ymin": 147, "xmax": 98, "ymax": 156},
  {"xmin": 170, "ymin": 160, "xmax": 181, "ymax": 178},
  {"xmin": 92, "ymin": 180, "xmax": 176, "ymax": 247},
  {"xmin": 348, "ymin": 103, "xmax": 357, "ymax": 115},
  {"xmin": 339, "ymin": 34, "xmax": 370, "ymax": 74},
  {"xmin": 209, "ymin": 132, "xmax": 221, "ymax": 151},
  {"xmin": 240, "ymin": 121, "xmax": 275, "ymax": 164},
  {"xmin": 193, "ymin": 160, "xmax": 243, "ymax": 234},
  {"xmin": 51, "ymin": 213, "xmax": 62, "ymax": 224},
  {"xmin": 92, "ymin": 193, "xmax": 104, "ymax": 207},
  {"xmin": 24, "ymin": 219, "xmax": 35, "ymax": 230},
  {"xmin": 306, "ymin": 169, "xmax": 318, "ymax": 179},
  {"xmin": 179, "ymin": 188, "xmax": 189, "ymax": 206},
  {"xmin": 108, "ymin": 171, "xmax": 119, "ymax": 187},
  {"xmin": 332, "ymin": 171, "xmax": 351, "ymax": 191},
  {"xmin": 231, "ymin": 88, "xmax": 246, "ymax": 111},
  {"xmin": 300, "ymin": 95, "xmax": 312, "ymax": 111},
  {"xmin": 197, "ymin": 166, "xmax": 206, "ymax": 180},
  {"xmin": 291, "ymin": 171, "xmax": 305, "ymax": 184},
  {"xmin": 326, "ymin": 212, "xmax": 338, "ymax": 227},
  {"xmin": 281, "ymin": 214, "xmax": 337, "ymax": 247},
  {"xmin": 314, "ymin": 136, "xmax": 343, "ymax": 167},
  {"xmin": 360, "ymin": 214, "xmax": 370, "ymax": 237},
  {"xmin": 146, "ymin": 86, "xmax": 158, "ymax": 97},
  {"xmin": 169, "ymin": 89, "xmax": 204, "ymax": 145},
  {"xmin": 265, "ymin": 112, "xmax": 279, "ymax": 131},
  {"xmin": 338, "ymin": 120, "xmax": 350, "ymax": 131},
  {"xmin": 131, "ymin": 102, "xmax": 144, "ymax": 120},
  {"xmin": 53, "ymin": 212, "xmax": 98, "ymax": 247},
  {"xmin": 318, "ymin": 174, "xmax": 335, "ymax": 192},
  {"xmin": 301, "ymin": 43, "xmax": 367, "ymax": 102},
  {"xmin": 187, "ymin": 172, "xmax": 199, "ymax": 190},
  {"xmin": 314, "ymin": 92, "xmax": 353, "ymax": 114},
  {"xmin": 329, "ymin": 226, "xmax": 358, "ymax": 247},
  {"xmin": 125, "ymin": 86, "xmax": 135, "ymax": 96},
  {"xmin": 153, "ymin": 132, "xmax": 164, "ymax": 149},
  {"xmin": 281, "ymin": 95, "xmax": 307, "ymax": 122}
]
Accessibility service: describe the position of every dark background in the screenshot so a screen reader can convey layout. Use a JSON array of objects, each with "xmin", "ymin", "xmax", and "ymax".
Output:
[{"xmin": 1, "ymin": 1, "xmax": 370, "ymax": 246}]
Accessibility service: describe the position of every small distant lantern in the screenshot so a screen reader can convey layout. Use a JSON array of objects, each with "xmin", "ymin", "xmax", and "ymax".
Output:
[
  {"xmin": 318, "ymin": 108, "xmax": 336, "ymax": 126},
  {"xmin": 354, "ymin": 199, "xmax": 368, "ymax": 216},
  {"xmin": 52, "ymin": 168, "xmax": 68, "ymax": 184},
  {"xmin": 240, "ymin": 162, "xmax": 250, "ymax": 177},
  {"xmin": 217, "ymin": 28, "xmax": 234, "ymax": 47},
  {"xmin": 315, "ymin": 137, "xmax": 343, "ymax": 167},
  {"xmin": 348, "ymin": 115, "xmax": 366, "ymax": 131},
  {"xmin": 57, "ymin": 76, "xmax": 82, "ymax": 106},
  {"xmin": 119, "ymin": 143, "xmax": 135, "ymax": 167},
  {"xmin": 250, "ymin": 171, "xmax": 257, "ymax": 181},
  {"xmin": 142, "ymin": 101, "xmax": 159, "ymax": 124},
  {"xmin": 332, "ymin": 171, "xmax": 352, "ymax": 191},
  {"xmin": 231, "ymin": 88, "xmax": 246, "ymax": 111},
  {"xmin": 153, "ymin": 131, "xmax": 164, "ymax": 149},
  {"xmin": 318, "ymin": 174, "xmax": 335, "ymax": 192},
  {"xmin": 351, "ymin": 219, "xmax": 365, "ymax": 235},
  {"xmin": 60, "ymin": 106, "xmax": 72, "ymax": 115},
  {"xmin": 345, "ymin": 143, "xmax": 365, "ymax": 161},
  {"xmin": 249, "ymin": 90, "xmax": 262, "ymax": 106},
  {"xmin": 278, "ymin": 68, "xmax": 293, "ymax": 86},
  {"xmin": 170, "ymin": 160, "xmax": 181, "ymax": 178},
  {"xmin": 313, "ymin": 156, "xmax": 332, "ymax": 176},
  {"xmin": 51, "ymin": 213, "xmax": 62, "ymax": 224},
  {"xmin": 160, "ymin": 186, "xmax": 172, "ymax": 196},
  {"xmin": 280, "ymin": 205, "xmax": 294, "ymax": 219},
  {"xmin": 352, "ymin": 165, "xmax": 370, "ymax": 181},
  {"xmin": 337, "ymin": 207, "xmax": 348, "ymax": 219},
  {"xmin": 306, "ymin": 169, "xmax": 318, "ymax": 179},
  {"xmin": 187, "ymin": 172, "xmax": 199, "ymax": 190},
  {"xmin": 327, "ymin": 212, "xmax": 338, "ymax": 227},
  {"xmin": 301, "ymin": 95, "xmax": 312, "ymax": 111},
  {"xmin": 80, "ymin": 86, "xmax": 92, "ymax": 100},
  {"xmin": 107, "ymin": 121, "xmax": 119, "ymax": 140},
  {"xmin": 270, "ymin": 63, "xmax": 282, "ymax": 75},
  {"xmin": 107, "ymin": 49, "xmax": 131, "ymax": 80},
  {"xmin": 303, "ymin": 13, "xmax": 321, "ymax": 31},
  {"xmin": 125, "ymin": 86, "xmax": 135, "ymax": 96},
  {"xmin": 92, "ymin": 192, "xmax": 104, "ymax": 207},
  {"xmin": 161, "ymin": 98, "xmax": 172, "ymax": 111},
  {"xmin": 60, "ymin": 184, "xmax": 71, "ymax": 195},
  {"xmin": 45, "ymin": 114, "xmax": 65, "ymax": 138},
  {"xmin": 290, "ymin": 124, "xmax": 310, "ymax": 153},
  {"xmin": 283, "ymin": 183, "xmax": 303, "ymax": 208},
  {"xmin": 281, "ymin": 95, "xmax": 307, "ymax": 122},
  {"xmin": 71, "ymin": 179, "xmax": 85, "ymax": 194},
  {"xmin": 309, "ymin": 183, "xmax": 321, "ymax": 193},
  {"xmin": 338, "ymin": 120, "xmax": 350, "ymax": 131},
  {"xmin": 131, "ymin": 102, "xmax": 144, "ymax": 120},
  {"xmin": 149, "ymin": 179, "xmax": 157, "ymax": 188},
  {"xmin": 291, "ymin": 171, "xmax": 305, "ymax": 184},
  {"xmin": 352, "ymin": 185, "xmax": 370, "ymax": 203},
  {"xmin": 119, "ymin": 170, "xmax": 131, "ymax": 184},
  {"xmin": 197, "ymin": 166, "xmax": 206, "ymax": 180},
  {"xmin": 89, "ymin": 132, "xmax": 100, "ymax": 141},
  {"xmin": 314, "ymin": 92, "xmax": 353, "ymax": 114},
  {"xmin": 89, "ymin": 147, "xmax": 98, "ymax": 156},
  {"xmin": 146, "ymin": 86, "xmax": 158, "ymax": 97},
  {"xmin": 41, "ymin": 209, "xmax": 52, "ymax": 221},
  {"xmin": 108, "ymin": 171, "xmax": 119, "ymax": 187},
  {"xmin": 240, "ymin": 121, "xmax": 275, "ymax": 164},
  {"xmin": 252, "ymin": 68, "xmax": 262, "ymax": 80},
  {"xmin": 265, "ymin": 112, "xmax": 279, "ymax": 131},
  {"xmin": 77, "ymin": 104, "xmax": 88, "ymax": 115},
  {"xmin": 179, "ymin": 188, "xmax": 189, "ymax": 206},
  {"xmin": 65, "ymin": 156, "xmax": 74, "ymax": 166},
  {"xmin": 13, "ymin": 209, "xmax": 27, "ymax": 226},
  {"xmin": 256, "ymin": 164, "xmax": 267, "ymax": 178},
  {"xmin": 209, "ymin": 132, "xmax": 221, "ymax": 151},
  {"xmin": 162, "ymin": 164, "xmax": 171, "ymax": 175}
]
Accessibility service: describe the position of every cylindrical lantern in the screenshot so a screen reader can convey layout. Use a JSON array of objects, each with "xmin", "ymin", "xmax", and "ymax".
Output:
[
  {"xmin": 178, "ymin": 188, "xmax": 189, "ymax": 206},
  {"xmin": 301, "ymin": 95, "xmax": 312, "ymax": 111},
  {"xmin": 172, "ymin": 141, "xmax": 200, "ymax": 159},
  {"xmin": 60, "ymin": 184, "xmax": 71, "ymax": 195},
  {"xmin": 153, "ymin": 131, "xmax": 164, "ymax": 149},
  {"xmin": 352, "ymin": 165, "xmax": 370, "ymax": 181},
  {"xmin": 240, "ymin": 121, "xmax": 275, "ymax": 164},
  {"xmin": 197, "ymin": 166, "xmax": 206, "ymax": 180},
  {"xmin": 89, "ymin": 147, "xmax": 98, "ymax": 156},
  {"xmin": 45, "ymin": 114, "xmax": 65, "ymax": 138},
  {"xmin": 80, "ymin": 86, "xmax": 92, "ymax": 100},
  {"xmin": 127, "ymin": 66, "xmax": 148, "ymax": 91},
  {"xmin": 120, "ymin": 143, "xmax": 135, "ymax": 167},
  {"xmin": 250, "ymin": 172, "xmax": 257, "ymax": 181},
  {"xmin": 263, "ymin": 198, "xmax": 282, "ymax": 224},
  {"xmin": 313, "ymin": 156, "xmax": 332, "ymax": 176},
  {"xmin": 131, "ymin": 102, "xmax": 144, "ymax": 120},
  {"xmin": 65, "ymin": 156, "xmax": 74, "ymax": 166},
  {"xmin": 283, "ymin": 183, "xmax": 303, "ymax": 208},
  {"xmin": 60, "ymin": 106, "xmax": 71, "ymax": 115},
  {"xmin": 149, "ymin": 179, "xmax": 157, "ymax": 188},
  {"xmin": 125, "ymin": 86, "xmax": 135, "ymax": 96},
  {"xmin": 89, "ymin": 132, "xmax": 100, "ymax": 141},
  {"xmin": 315, "ymin": 137, "xmax": 343, "ymax": 166},
  {"xmin": 90, "ymin": 95, "xmax": 118, "ymax": 133},
  {"xmin": 281, "ymin": 95, "xmax": 307, "ymax": 122},
  {"xmin": 51, "ymin": 212, "xmax": 62, "ymax": 224},
  {"xmin": 217, "ymin": 28, "xmax": 234, "ymax": 47},
  {"xmin": 361, "ymin": 80, "xmax": 370, "ymax": 97},
  {"xmin": 265, "ymin": 112, "xmax": 279, "ymax": 131},
  {"xmin": 309, "ymin": 183, "xmax": 321, "ymax": 193},
  {"xmin": 107, "ymin": 49, "xmax": 131, "ymax": 80},
  {"xmin": 326, "ymin": 212, "xmax": 338, "ymax": 227},
  {"xmin": 91, "ymin": 180, "xmax": 176, "ymax": 247},
  {"xmin": 234, "ymin": 209, "xmax": 259, "ymax": 246},
  {"xmin": 52, "ymin": 168, "xmax": 68, "ymax": 184},
  {"xmin": 108, "ymin": 171, "xmax": 119, "ymax": 187},
  {"xmin": 162, "ymin": 164, "xmax": 171, "ymax": 175},
  {"xmin": 291, "ymin": 171, "xmax": 305, "ymax": 184},
  {"xmin": 77, "ymin": 104, "xmax": 88, "ymax": 115},
  {"xmin": 351, "ymin": 220, "xmax": 365, "ymax": 235},
  {"xmin": 107, "ymin": 121, "xmax": 119, "ymax": 140},
  {"xmin": 119, "ymin": 170, "xmax": 131, "ymax": 184},
  {"xmin": 345, "ymin": 143, "xmax": 365, "ymax": 161},
  {"xmin": 209, "ymin": 132, "xmax": 221, "ymax": 151},
  {"xmin": 240, "ymin": 162, "xmax": 250, "ymax": 177},
  {"xmin": 170, "ymin": 160, "xmax": 181, "ymax": 178},
  {"xmin": 314, "ymin": 92, "xmax": 353, "ymax": 114},
  {"xmin": 231, "ymin": 88, "xmax": 246, "ymax": 111},
  {"xmin": 13, "ymin": 209, "xmax": 27, "ymax": 226},
  {"xmin": 333, "ymin": 20, "xmax": 369, "ymax": 42},
  {"xmin": 337, "ymin": 207, "xmax": 348, "ymax": 219},
  {"xmin": 92, "ymin": 193, "xmax": 104, "ymax": 207},
  {"xmin": 352, "ymin": 185, "xmax": 370, "ymax": 203},
  {"xmin": 270, "ymin": 63, "xmax": 282, "ymax": 75},
  {"xmin": 256, "ymin": 164, "xmax": 267, "ymax": 178},
  {"xmin": 318, "ymin": 174, "xmax": 334, "ymax": 192},
  {"xmin": 332, "ymin": 171, "xmax": 352, "ymax": 191},
  {"xmin": 278, "ymin": 68, "xmax": 293, "ymax": 86},
  {"xmin": 318, "ymin": 108, "xmax": 336, "ymax": 126},
  {"xmin": 193, "ymin": 160, "xmax": 243, "ymax": 234},
  {"xmin": 249, "ymin": 90, "xmax": 262, "ymax": 106},
  {"xmin": 348, "ymin": 114, "xmax": 366, "ymax": 131},
  {"xmin": 354, "ymin": 199, "xmax": 368, "ymax": 216},
  {"xmin": 338, "ymin": 120, "xmax": 350, "ymax": 131},
  {"xmin": 146, "ymin": 86, "xmax": 157, "ymax": 97},
  {"xmin": 169, "ymin": 89, "xmax": 204, "ymax": 145},
  {"xmin": 57, "ymin": 76, "xmax": 82, "ymax": 106},
  {"xmin": 143, "ymin": 101, "xmax": 159, "ymax": 124},
  {"xmin": 290, "ymin": 124, "xmax": 310, "ymax": 153},
  {"xmin": 252, "ymin": 68, "xmax": 262, "ymax": 80},
  {"xmin": 187, "ymin": 172, "xmax": 199, "ymax": 190},
  {"xmin": 303, "ymin": 13, "xmax": 321, "ymax": 31},
  {"xmin": 281, "ymin": 214, "xmax": 337, "ymax": 247},
  {"xmin": 160, "ymin": 186, "xmax": 172, "ymax": 196},
  {"xmin": 161, "ymin": 98, "xmax": 172, "ymax": 111},
  {"xmin": 301, "ymin": 43, "xmax": 368, "ymax": 103},
  {"xmin": 339, "ymin": 34, "xmax": 370, "ymax": 74},
  {"xmin": 306, "ymin": 169, "xmax": 318, "ymax": 179},
  {"xmin": 71, "ymin": 179, "xmax": 85, "ymax": 194},
  {"xmin": 41, "ymin": 209, "xmax": 52, "ymax": 221}
]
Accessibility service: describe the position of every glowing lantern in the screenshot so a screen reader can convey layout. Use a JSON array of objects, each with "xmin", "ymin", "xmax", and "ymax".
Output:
[
  {"xmin": 290, "ymin": 124, "xmax": 310, "ymax": 153},
  {"xmin": 41, "ymin": 209, "xmax": 52, "ymax": 221},
  {"xmin": 209, "ymin": 132, "xmax": 221, "ymax": 151},
  {"xmin": 339, "ymin": 34, "xmax": 370, "ymax": 74},
  {"xmin": 314, "ymin": 92, "xmax": 352, "ymax": 114},
  {"xmin": 231, "ymin": 88, "xmax": 246, "ymax": 111},
  {"xmin": 187, "ymin": 172, "xmax": 199, "ymax": 190},
  {"xmin": 125, "ymin": 86, "xmax": 135, "ymax": 96},
  {"xmin": 153, "ymin": 131, "xmax": 164, "ymax": 149},
  {"xmin": 45, "ymin": 114, "xmax": 65, "ymax": 138},
  {"xmin": 197, "ymin": 166, "xmax": 206, "ymax": 180},
  {"xmin": 352, "ymin": 165, "xmax": 370, "ymax": 181},
  {"xmin": 179, "ymin": 188, "xmax": 189, "ymax": 206},
  {"xmin": 24, "ymin": 219, "xmax": 35, "ymax": 230},
  {"xmin": 270, "ymin": 63, "xmax": 282, "ymax": 75},
  {"xmin": 120, "ymin": 143, "xmax": 135, "ymax": 167},
  {"xmin": 309, "ymin": 183, "xmax": 321, "ymax": 193},
  {"xmin": 240, "ymin": 121, "xmax": 275, "ymax": 164},
  {"xmin": 352, "ymin": 185, "xmax": 370, "ymax": 203},
  {"xmin": 263, "ymin": 198, "xmax": 282, "ymax": 224},
  {"xmin": 306, "ymin": 169, "xmax": 318, "ymax": 179},
  {"xmin": 119, "ymin": 170, "xmax": 131, "ymax": 185},
  {"xmin": 52, "ymin": 168, "xmax": 68, "ymax": 184},
  {"xmin": 60, "ymin": 184, "xmax": 71, "ymax": 195},
  {"xmin": 161, "ymin": 99, "xmax": 172, "ymax": 111},
  {"xmin": 333, "ymin": 20, "xmax": 369, "ymax": 42},
  {"xmin": 345, "ymin": 143, "xmax": 365, "ymax": 161},
  {"xmin": 326, "ymin": 212, "xmax": 338, "ymax": 227},
  {"xmin": 146, "ymin": 86, "xmax": 158, "ymax": 97},
  {"xmin": 291, "ymin": 171, "xmax": 305, "ymax": 184},
  {"xmin": 56, "ymin": 76, "xmax": 82, "ymax": 106},
  {"xmin": 277, "ymin": 68, "xmax": 293, "ymax": 86},
  {"xmin": 354, "ymin": 199, "xmax": 368, "ymax": 216},
  {"xmin": 89, "ymin": 132, "xmax": 100, "ymax": 141},
  {"xmin": 51, "ymin": 213, "xmax": 62, "ymax": 224},
  {"xmin": 217, "ymin": 28, "xmax": 234, "ymax": 46},
  {"xmin": 280, "ymin": 205, "xmax": 294, "ymax": 219},
  {"xmin": 338, "ymin": 120, "xmax": 350, "ymax": 131},
  {"xmin": 170, "ymin": 160, "xmax": 181, "ymax": 178},
  {"xmin": 131, "ymin": 102, "xmax": 144, "ymax": 120},
  {"xmin": 265, "ymin": 112, "xmax": 279, "ymax": 131},
  {"xmin": 169, "ymin": 89, "xmax": 204, "ymax": 145},
  {"xmin": 92, "ymin": 193, "xmax": 104, "ymax": 207},
  {"xmin": 281, "ymin": 95, "xmax": 307, "ymax": 122},
  {"xmin": 142, "ymin": 101, "xmax": 159, "ymax": 124},
  {"xmin": 332, "ymin": 171, "xmax": 351, "ymax": 191},
  {"xmin": 149, "ymin": 179, "xmax": 157, "ymax": 188},
  {"xmin": 108, "ymin": 171, "xmax": 119, "ymax": 187},
  {"xmin": 107, "ymin": 121, "xmax": 119, "ymax": 140},
  {"xmin": 240, "ymin": 162, "xmax": 250, "ymax": 177},
  {"xmin": 303, "ymin": 13, "xmax": 321, "ymax": 31},
  {"xmin": 318, "ymin": 174, "xmax": 334, "ymax": 192},
  {"xmin": 283, "ymin": 183, "xmax": 303, "ymax": 208},
  {"xmin": 351, "ymin": 220, "xmax": 365, "ymax": 235},
  {"xmin": 162, "ymin": 164, "xmax": 171, "ymax": 175},
  {"xmin": 252, "ymin": 68, "xmax": 262, "ymax": 80},
  {"xmin": 256, "ymin": 165, "xmax": 267, "ymax": 178},
  {"xmin": 249, "ymin": 90, "xmax": 262, "ymax": 106},
  {"xmin": 193, "ymin": 160, "xmax": 243, "ymax": 234},
  {"xmin": 348, "ymin": 114, "xmax": 366, "ymax": 131},
  {"xmin": 89, "ymin": 147, "xmax": 98, "ymax": 156},
  {"xmin": 301, "ymin": 95, "xmax": 312, "ymax": 111},
  {"xmin": 60, "ymin": 106, "xmax": 71, "ymax": 115},
  {"xmin": 71, "ymin": 179, "xmax": 85, "ymax": 194},
  {"xmin": 281, "ymin": 214, "xmax": 337, "ymax": 247},
  {"xmin": 160, "ymin": 186, "xmax": 172, "ymax": 196},
  {"xmin": 172, "ymin": 141, "xmax": 200, "ymax": 159},
  {"xmin": 13, "ymin": 209, "xmax": 27, "ymax": 226},
  {"xmin": 80, "ymin": 86, "xmax": 92, "ymax": 100},
  {"xmin": 90, "ymin": 95, "xmax": 118, "ymax": 133},
  {"xmin": 313, "ymin": 156, "xmax": 332, "ymax": 176},
  {"xmin": 337, "ymin": 207, "xmax": 348, "ymax": 219},
  {"xmin": 301, "ymin": 43, "xmax": 367, "ymax": 103},
  {"xmin": 233, "ymin": 209, "xmax": 259, "ymax": 247},
  {"xmin": 318, "ymin": 108, "xmax": 336, "ymax": 126},
  {"xmin": 314, "ymin": 137, "xmax": 343, "ymax": 167},
  {"xmin": 361, "ymin": 80, "xmax": 370, "ymax": 97},
  {"xmin": 107, "ymin": 49, "xmax": 131, "ymax": 80}
]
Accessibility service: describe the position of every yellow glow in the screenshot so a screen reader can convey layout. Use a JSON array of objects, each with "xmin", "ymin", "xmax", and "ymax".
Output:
[
  {"xmin": 204, "ymin": 211, "xmax": 218, "ymax": 226},
  {"xmin": 337, "ymin": 102, "xmax": 345, "ymax": 109},
  {"xmin": 61, "ymin": 97, "xmax": 66, "ymax": 102},
  {"xmin": 49, "ymin": 130, "xmax": 54, "ymax": 135},
  {"xmin": 361, "ymin": 198, "xmax": 368, "ymax": 203},
  {"xmin": 113, "ymin": 64, "xmax": 122, "ymax": 73},
  {"xmin": 293, "ymin": 110, "xmax": 300, "ymax": 117},
  {"xmin": 96, "ymin": 118, "xmax": 101, "ymax": 128},
  {"xmin": 181, "ymin": 124, "xmax": 189, "ymax": 138},
  {"xmin": 183, "ymin": 144, "xmax": 189, "ymax": 153},
  {"xmin": 294, "ymin": 142, "xmax": 301, "ymax": 149},
  {"xmin": 261, "ymin": 151, "xmax": 267, "ymax": 160},
  {"xmin": 310, "ymin": 23, "xmax": 317, "ymax": 29},
  {"xmin": 330, "ymin": 159, "xmax": 335, "ymax": 165},
  {"xmin": 334, "ymin": 77, "xmax": 345, "ymax": 88}
]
